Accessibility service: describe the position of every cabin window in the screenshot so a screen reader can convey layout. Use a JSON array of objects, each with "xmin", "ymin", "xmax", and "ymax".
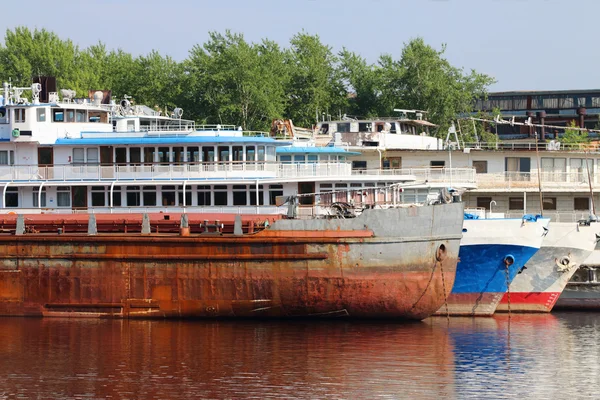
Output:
[
  {"xmin": 127, "ymin": 120, "xmax": 135, "ymax": 131},
  {"xmin": 88, "ymin": 111, "xmax": 107, "ymax": 123},
  {"xmin": 574, "ymin": 197, "xmax": 590, "ymax": 211},
  {"xmin": 250, "ymin": 184, "xmax": 264, "ymax": 206},
  {"xmin": 127, "ymin": 186, "xmax": 141, "ymax": 207},
  {"xmin": 202, "ymin": 146, "xmax": 215, "ymax": 162},
  {"xmin": 473, "ymin": 160, "xmax": 488, "ymax": 174},
  {"xmin": 269, "ymin": 184, "xmax": 283, "ymax": 205},
  {"xmin": 87, "ymin": 148, "xmax": 99, "ymax": 164},
  {"xmin": 112, "ymin": 186, "xmax": 122, "ymax": 207},
  {"xmin": 173, "ymin": 147, "xmax": 184, "ymax": 163},
  {"xmin": 218, "ymin": 146, "xmax": 230, "ymax": 162},
  {"xmin": 52, "ymin": 109, "xmax": 64, "ymax": 122},
  {"xmin": 279, "ymin": 155, "xmax": 292, "ymax": 164},
  {"xmin": 162, "ymin": 185, "xmax": 175, "ymax": 206},
  {"xmin": 37, "ymin": 108, "xmax": 46, "ymax": 122},
  {"xmin": 570, "ymin": 158, "xmax": 593, "ymax": 177},
  {"xmin": 308, "ymin": 155, "xmax": 318, "ymax": 164},
  {"xmin": 91, "ymin": 186, "xmax": 106, "ymax": 207},
  {"xmin": 508, "ymin": 197, "xmax": 524, "ymax": 211},
  {"xmin": 143, "ymin": 186, "xmax": 157, "ymax": 207},
  {"xmin": 187, "ymin": 147, "xmax": 200, "ymax": 163},
  {"xmin": 214, "ymin": 185, "xmax": 228, "ymax": 206},
  {"xmin": 0, "ymin": 107, "xmax": 5, "ymax": 118},
  {"xmin": 257, "ymin": 146, "xmax": 265, "ymax": 161},
  {"xmin": 66, "ymin": 109, "xmax": 75, "ymax": 123},
  {"xmin": 180, "ymin": 186, "xmax": 191, "ymax": 206},
  {"xmin": 390, "ymin": 123, "xmax": 397, "ymax": 133},
  {"xmin": 476, "ymin": 197, "xmax": 492, "ymax": 210},
  {"xmin": 5, "ymin": 187, "xmax": 18, "ymax": 208},
  {"xmin": 505, "ymin": 157, "xmax": 531, "ymax": 173},
  {"xmin": 76, "ymin": 110, "xmax": 86, "ymax": 122},
  {"xmin": 382, "ymin": 157, "xmax": 402, "ymax": 169},
  {"xmin": 337, "ymin": 123, "xmax": 350, "ymax": 133},
  {"xmin": 319, "ymin": 124, "xmax": 329, "ymax": 135},
  {"xmin": 267, "ymin": 146, "xmax": 276, "ymax": 160},
  {"xmin": 57, "ymin": 187, "xmax": 71, "ymax": 207},
  {"xmin": 352, "ymin": 161, "xmax": 367, "ymax": 171},
  {"xmin": 232, "ymin": 146, "xmax": 243, "ymax": 162},
  {"xmin": 115, "ymin": 148, "xmax": 127, "ymax": 164},
  {"xmin": 158, "ymin": 147, "xmax": 170, "ymax": 164},
  {"xmin": 294, "ymin": 155, "xmax": 306, "ymax": 164},
  {"xmin": 430, "ymin": 161, "xmax": 445, "ymax": 168},
  {"xmin": 0, "ymin": 150, "xmax": 14, "ymax": 165},
  {"xmin": 233, "ymin": 185, "xmax": 247, "ymax": 206},
  {"xmin": 246, "ymin": 146, "xmax": 255, "ymax": 162},
  {"xmin": 14, "ymin": 108, "xmax": 26, "ymax": 123},
  {"xmin": 197, "ymin": 185, "xmax": 211, "ymax": 206},
  {"xmin": 144, "ymin": 147, "xmax": 155, "ymax": 164},
  {"xmin": 32, "ymin": 187, "xmax": 47, "ymax": 208},
  {"xmin": 130, "ymin": 148, "xmax": 141, "ymax": 164},
  {"xmin": 543, "ymin": 197, "xmax": 557, "ymax": 210},
  {"xmin": 73, "ymin": 148, "xmax": 85, "ymax": 164},
  {"xmin": 358, "ymin": 122, "xmax": 372, "ymax": 132}
]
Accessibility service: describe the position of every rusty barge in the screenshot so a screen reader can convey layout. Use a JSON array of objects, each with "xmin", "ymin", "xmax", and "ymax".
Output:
[{"xmin": 0, "ymin": 202, "xmax": 463, "ymax": 320}]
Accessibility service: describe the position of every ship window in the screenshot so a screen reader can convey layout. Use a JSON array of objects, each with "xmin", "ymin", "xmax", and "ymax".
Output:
[
  {"xmin": 319, "ymin": 124, "xmax": 329, "ymax": 135},
  {"xmin": 202, "ymin": 146, "xmax": 215, "ymax": 162},
  {"xmin": 14, "ymin": 108, "xmax": 26, "ymax": 123},
  {"xmin": 214, "ymin": 185, "xmax": 228, "ymax": 206},
  {"xmin": 53, "ymin": 109, "xmax": 64, "ymax": 122},
  {"xmin": 91, "ymin": 186, "xmax": 106, "ymax": 207},
  {"xmin": 279, "ymin": 155, "xmax": 292, "ymax": 164},
  {"xmin": 269, "ymin": 184, "xmax": 283, "ymax": 205},
  {"xmin": 66, "ymin": 109, "xmax": 75, "ymax": 123},
  {"xmin": 246, "ymin": 146, "xmax": 255, "ymax": 162},
  {"xmin": 509, "ymin": 197, "xmax": 524, "ymax": 211},
  {"xmin": 197, "ymin": 186, "xmax": 211, "ymax": 206},
  {"xmin": 88, "ymin": 111, "xmax": 107, "ymax": 123},
  {"xmin": 543, "ymin": 196, "xmax": 557, "ymax": 210},
  {"xmin": 112, "ymin": 186, "xmax": 122, "ymax": 207},
  {"xmin": 473, "ymin": 160, "xmax": 488, "ymax": 173},
  {"xmin": 73, "ymin": 148, "xmax": 85, "ymax": 164},
  {"xmin": 187, "ymin": 146, "xmax": 200, "ymax": 162},
  {"xmin": 430, "ymin": 161, "xmax": 445, "ymax": 168},
  {"xmin": 250, "ymin": 185, "xmax": 264, "ymax": 206},
  {"xmin": 144, "ymin": 147, "xmax": 155, "ymax": 164},
  {"xmin": 57, "ymin": 186, "xmax": 71, "ymax": 207},
  {"xmin": 294, "ymin": 155, "xmax": 306, "ymax": 164},
  {"xmin": 476, "ymin": 197, "xmax": 492, "ymax": 210},
  {"xmin": 37, "ymin": 108, "xmax": 46, "ymax": 122},
  {"xmin": 5, "ymin": 187, "xmax": 18, "ymax": 208},
  {"xmin": 32, "ymin": 187, "xmax": 47, "ymax": 208},
  {"xmin": 308, "ymin": 155, "xmax": 318, "ymax": 164},
  {"xmin": 574, "ymin": 197, "xmax": 590, "ymax": 211},
  {"xmin": 179, "ymin": 185, "xmax": 191, "ymax": 206},
  {"xmin": 267, "ymin": 146, "xmax": 276, "ymax": 161},
  {"xmin": 162, "ymin": 185, "xmax": 175, "ymax": 206},
  {"xmin": 257, "ymin": 146, "xmax": 265, "ymax": 161},
  {"xmin": 127, "ymin": 186, "xmax": 141, "ymax": 207},
  {"xmin": 0, "ymin": 150, "xmax": 14, "ymax": 165},
  {"xmin": 143, "ymin": 186, "xmax": 156, "ymax": 207},
  {"xmin": 218, "ymin": 146, "xmax": 230, "ymax": 162},
  {"xmin": 158, "ymin": 147, "xmax": 170, "ymax": 163},
  {"xmin": 127, "ymin": 120, "xmax": 135, "ymax": 131},
  {"xmin": 233, "ymin": 185, "xmax": 247, "ymax": 206},
  {"xmin": 87, "ymin": 148, "xmax": 99, "ymax": 164},
  {"xmin": 173, "ymin": 147, "xmax": 184, "ymax": 163},
  {"xmin": 76, "ymin": 110, "xmax": 86, "ymax": 122},
  {"xmin": 337, "ymin": 123, "xmax": 350, "ymax": 133},
  {"xmin": 390, "ymin": 123, "xmax": 397, "ymax": 133},
  {"xmin": 352, "ymin": 161, "xmax": 367, "ymax": 170},
  {"xmin": 358, "ymin": 122, "xmax": 372, "ymax": 132},
  {"xmin": 232, "ymin": 146, "xmax": 243, "ymax": 162},
  {"xmin": 115, "ymin": 148, "xmax": 126, "ymax": 164},
  {"xmin": 130, "ymin": 148, "xmax": 141, "ymax": 164}
]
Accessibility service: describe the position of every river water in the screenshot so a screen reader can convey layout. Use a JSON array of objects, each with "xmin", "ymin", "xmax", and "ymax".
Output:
[{"xmin": 0, "ymin": 313, "xmax": 598, "ymax": 399}]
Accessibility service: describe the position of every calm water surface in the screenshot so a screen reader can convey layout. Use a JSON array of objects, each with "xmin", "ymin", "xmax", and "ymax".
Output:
[{"xmin": 0, "ymin": 313, "xmax": 599, "ymax": 399}]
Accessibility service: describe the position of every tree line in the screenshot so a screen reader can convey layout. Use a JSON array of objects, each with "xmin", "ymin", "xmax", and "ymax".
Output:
[{"xmin": 0, "ymin": 27, "xmax": 495, "ymax": 134}]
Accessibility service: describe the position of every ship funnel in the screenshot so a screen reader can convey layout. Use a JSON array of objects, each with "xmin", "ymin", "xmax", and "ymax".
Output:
[
  {"xmin": 93, "ymin": 91, "xmax": 103, "ymax": 106},
  {"xmin": 173, "ymin": 108, "xmax": 183, "ymax": 119}
]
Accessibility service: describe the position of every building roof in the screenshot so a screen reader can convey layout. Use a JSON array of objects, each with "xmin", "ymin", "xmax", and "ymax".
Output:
[{"xmin": 276, "ymin": 147, "xmax": 361, "ymax": 156}]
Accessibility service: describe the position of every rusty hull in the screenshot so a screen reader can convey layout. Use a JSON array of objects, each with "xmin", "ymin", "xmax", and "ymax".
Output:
[{"xmin": 0, "ymin": 203, "xmax": 463, "ymax": 320}]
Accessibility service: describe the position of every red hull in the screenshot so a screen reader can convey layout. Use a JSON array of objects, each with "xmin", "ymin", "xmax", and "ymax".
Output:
[{"xmin": 496, "ymin": 292, "xmax": 561, "ymax": 313}]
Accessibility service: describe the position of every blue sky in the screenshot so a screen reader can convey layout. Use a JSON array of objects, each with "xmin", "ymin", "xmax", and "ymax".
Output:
[{"xmin": 1, "ymin": 0, "xmax": 595, "ymax": 91}]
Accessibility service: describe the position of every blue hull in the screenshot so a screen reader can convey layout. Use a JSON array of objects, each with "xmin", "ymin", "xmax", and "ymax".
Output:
[{"xmin": 452, "ymin": 244, "xmax": 539, "ymax": 294}]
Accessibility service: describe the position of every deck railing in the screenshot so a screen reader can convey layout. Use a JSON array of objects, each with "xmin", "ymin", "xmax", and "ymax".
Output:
[
  {"xmin": 353, "ymin": 167, "xmax": 477, "ymax": 186},
  {"xmin": 475, "ymin": 171, "xmax": 598, "ymax": 190}
]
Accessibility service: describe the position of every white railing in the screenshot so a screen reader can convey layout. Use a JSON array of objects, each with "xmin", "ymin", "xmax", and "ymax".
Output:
[
  {"xmin": 0, "ymin": 205, "xmax": 286, "ymax": 215},
  {"xmin": 460, "ymin": 141, "xmax": 597, "ymax": 152},
  {"xmin": 353, "ymin": 167, "xmax": 477, "ymax": 186},
  {"xmin": 0, "ymin": 162, "xmax": 363, "ymax": 183},
  {"xmin": 476, "ymin": 171, "xmax": 599, "ymax": 190}
]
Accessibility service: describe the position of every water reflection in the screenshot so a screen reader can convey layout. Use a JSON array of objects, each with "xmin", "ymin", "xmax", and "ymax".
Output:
[{"xmin": 0, "ymin": 313, "xmax": 598, "ymax": 399}]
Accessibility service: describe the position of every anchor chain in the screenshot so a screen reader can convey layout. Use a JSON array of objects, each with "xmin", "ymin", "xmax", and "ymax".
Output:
[
  {"xmin": 504, "ymin": 255, "xmax": 514, "ymax": 318},
  {"xmin": 437, "ymin": 244, "xmax": 449, "ymax": 322}
]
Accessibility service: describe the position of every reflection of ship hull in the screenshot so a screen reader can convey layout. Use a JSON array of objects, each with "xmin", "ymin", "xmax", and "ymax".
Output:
[
  {"xmin": 498, "ymin": 222, "xmax": 597, "ymax": 313},
  {"xmin": 0, "ymin": 203, "xmax": 463, "ymax": 320},
  {"xmin": 436, "ymin": 218, "xmax": 547, "ymax": 317}
]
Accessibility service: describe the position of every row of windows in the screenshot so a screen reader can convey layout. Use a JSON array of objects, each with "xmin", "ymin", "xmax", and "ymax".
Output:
[
  {"xmin": 12, "ymin": 108, "xmax": 109, "ymax": 124},
  {"xmin": 476, "ymin": 196, "xmax": 590, "ymax": 211}
]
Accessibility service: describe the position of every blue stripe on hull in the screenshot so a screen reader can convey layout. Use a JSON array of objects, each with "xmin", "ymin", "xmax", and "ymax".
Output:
[{"xmin": 451, "ymin": 244, "xmax": 539, "ymax": 294}]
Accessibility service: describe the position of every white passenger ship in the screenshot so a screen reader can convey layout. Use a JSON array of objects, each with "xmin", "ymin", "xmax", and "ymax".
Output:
[{"xmin": 0, "ymin": 83, "xmax": 475, "ymax": 216}]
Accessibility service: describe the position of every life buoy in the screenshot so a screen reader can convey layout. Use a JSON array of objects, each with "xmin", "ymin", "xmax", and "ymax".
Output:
[{"xmin": 11, "ymin": 128, "xmax": 20, "ymax": 138}]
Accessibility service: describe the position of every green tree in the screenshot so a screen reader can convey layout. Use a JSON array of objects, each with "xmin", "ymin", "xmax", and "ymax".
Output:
[
  {"xmin": 561, "ymin": 120, "xmax": 589, "ymax": 145},
  {"xmin": 286, "ymin": 32, "xmax": 346, "ymax": 127},
  {"xmin": 338, "ymin": 49, "xmax": 383, "ymax": 118}
]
